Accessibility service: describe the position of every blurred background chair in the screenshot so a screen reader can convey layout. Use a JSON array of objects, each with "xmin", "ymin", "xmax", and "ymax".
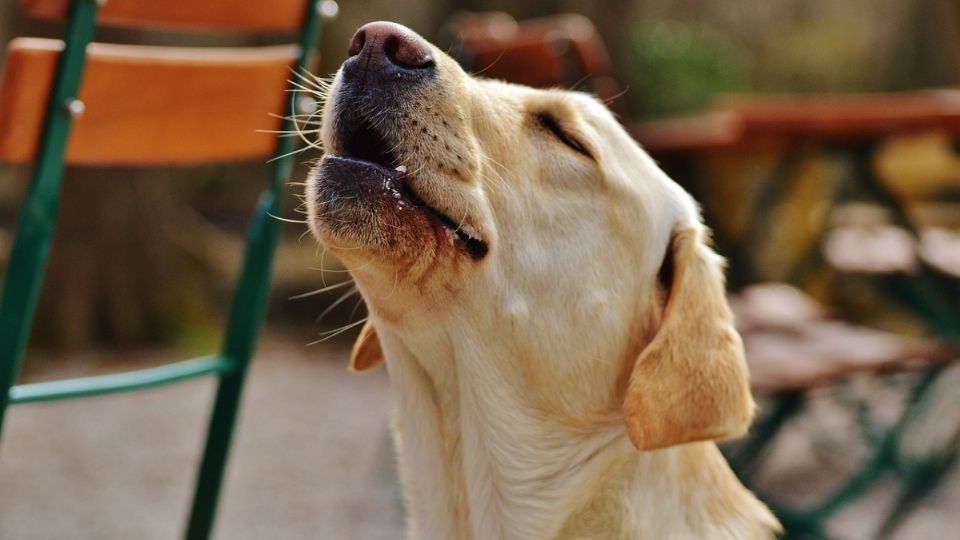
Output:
[
  {"xmin": 443, "ymin": 12, "xmax": 626, "ymax": 114},
  {"xmin": 0, "ymin": 1, "xmax": 335, "ymax": 538},
  {"xmin": 445, "ymin": 10, "xmax": 960, "ymax": 539},
  {"xmin": 636, "ymin": 93, "xmax": 960, "ymax": 539}
]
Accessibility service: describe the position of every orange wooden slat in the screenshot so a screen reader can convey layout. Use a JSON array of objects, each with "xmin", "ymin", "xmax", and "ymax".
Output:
[
  {"xmin": 630, "ymin": 92, "xmax": 960, "ymax": 155},
  {"xmin": 718, "ymin": 92, "xmax": 960, "ymax": 142},
  {"xmin": 20, "ymin": 0, "xmax": 310, "ymax": 33},
  {"xmin": 0, "ymin": 38, "xmax": 302, "ymax": 165}
]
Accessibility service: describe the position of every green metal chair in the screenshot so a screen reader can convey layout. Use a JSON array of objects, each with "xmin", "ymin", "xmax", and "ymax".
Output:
[{"xmin": 0, "ymin": 1, "xmax": 333, "ymax": 537}]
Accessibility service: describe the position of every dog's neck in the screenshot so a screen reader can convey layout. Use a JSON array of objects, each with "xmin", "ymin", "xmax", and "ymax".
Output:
[{"xmin": 373, "ymin": 308, "xmax": 774, "ymax": 540}]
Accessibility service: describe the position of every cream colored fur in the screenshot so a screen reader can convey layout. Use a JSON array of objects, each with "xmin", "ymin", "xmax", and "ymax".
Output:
[{"xmin": 307, "ymin": 22, "xmax": 781, "ymax": 540}]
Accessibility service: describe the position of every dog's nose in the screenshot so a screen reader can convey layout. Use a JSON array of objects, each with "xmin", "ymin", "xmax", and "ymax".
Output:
[{"xmin": 346, "ymin": 22, "xmax": 435, "ymax": 72}]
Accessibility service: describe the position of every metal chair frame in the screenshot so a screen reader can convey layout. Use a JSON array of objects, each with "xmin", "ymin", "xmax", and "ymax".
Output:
[
  {"xmin": 714, "ymin": 141, "xmax": 960, "ymax": 539},
  {"xmin": 0, "ymin": 1, "xmax": 325, "ymax": 538}
]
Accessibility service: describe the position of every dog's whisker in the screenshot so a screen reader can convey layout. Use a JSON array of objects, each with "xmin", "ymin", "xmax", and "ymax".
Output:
[
  {"xmin": 288, "ymin": 279, "xmax": 354, "ymax": 300},
  {"xmin": 347, "ymin": 295, "xmax": 367, "ymax": 322},
  {"xmin": 267, "ymin": 212, "xmax": 308, "ymax": 224},
  {"xmin": 286, "ymin": 74, "xmax": 332, "ymax": 98},
  {"xmin": 317, "ymin": 245, "xmax": 330, "ymax": 287},
  {"xmin": 270, "ymin": 113, "xmax": 323, "ymax": 125},
  {"xmin": 308, "ymin": 266, "xmax": 356, "ymax": 273},
  {"xmin": 266, "ymin": 144, "xmax": 312, "ymax": 163},
  {"xmin": 306, "ymin": 317, "xmax": 368, "ymax": 346},
  {"xmin": 288, "ymin": 65, "xmax": 333, "ymax": 91},
  {"xmin": 315, "ymin": 285, "xmax": 360, "ymax": 322},
  {"xmin": 469, "ymin": 49, "xmax": 507, "ymax": 77},
  {"xmin": 285, "ymin": 93, "xmax": 325, "ymax": 151},
  {"xmin": 382, "ymin": 269, "xmax": 400, "ymax": 300},
  {"xmin": 264, "ymin": 129, "xmax": 323, "ymax": 137}
]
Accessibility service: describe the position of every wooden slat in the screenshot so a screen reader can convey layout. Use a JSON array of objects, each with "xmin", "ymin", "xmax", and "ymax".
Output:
[
  {"xmin": 0, "ymin": 38, "xmax": 301, "ymax": 165},
  {"xmin": 718, "ymin": 92, "xmax": 960, "ymax": 143},
  {"xmin": 21, "ymin": 0, "xmax": 309, "ymax": 33},
  {"xmin": 630, "ymin": 92, "xmax": 960, "ymax": 155}
]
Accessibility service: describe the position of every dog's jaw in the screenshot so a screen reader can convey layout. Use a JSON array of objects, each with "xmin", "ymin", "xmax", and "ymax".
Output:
[{"xmin": 308, "ymin": 29, "xmax": 493, "ymax": 289}]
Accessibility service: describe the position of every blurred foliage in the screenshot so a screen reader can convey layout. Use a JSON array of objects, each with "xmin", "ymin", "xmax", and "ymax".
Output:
[
  {"xmin": 628, "ymin": 21, "xmax": 745, "ymax": 117},
  {"xmin": 761, "ymin": 18, "xmax": 874, "ymax": 93}
]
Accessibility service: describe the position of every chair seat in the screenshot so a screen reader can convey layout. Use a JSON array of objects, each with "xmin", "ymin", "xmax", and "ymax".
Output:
[{"xmin": 730, "ymin": 283, "xmax": 957, "ymax": 391}]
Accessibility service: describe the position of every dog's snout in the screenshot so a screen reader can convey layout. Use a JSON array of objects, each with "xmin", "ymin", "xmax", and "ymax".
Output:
[{"xmin": 347, "ymin": 22, "xmax": 435, "ymax": 73}]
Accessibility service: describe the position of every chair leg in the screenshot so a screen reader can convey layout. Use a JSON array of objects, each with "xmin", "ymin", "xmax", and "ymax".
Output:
[
  {"xmin": 0, "ymin": 191, "xmax": 58, "ymax": 438},
  {"xmin": 184, "ymin": 369, "xmax": 249, "ymax": 540},
  {"xmin": 184, "ymin": 190, "xmax": 283, "ymax": 540},
  {"xmin": 0, "ymin": 0, "xmax": 101, "ymax": 443},
  {"xmin": 182, "ymin": 4, "xmax": 324, "ymax": 535}
]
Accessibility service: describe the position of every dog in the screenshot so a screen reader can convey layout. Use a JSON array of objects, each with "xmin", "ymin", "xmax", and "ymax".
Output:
[{"xmin": 306, "ymin": 21, "xmax": 781, "ymax": 540}]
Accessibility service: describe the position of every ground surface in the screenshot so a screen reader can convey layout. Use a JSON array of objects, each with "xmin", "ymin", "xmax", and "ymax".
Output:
[
  {"xmin": 0, "ymin": 335, "xmax": 402, "ymax": 540},
  {"xmin": 1, "ymin": 333, "xmax": 958, "ymax": 539}
]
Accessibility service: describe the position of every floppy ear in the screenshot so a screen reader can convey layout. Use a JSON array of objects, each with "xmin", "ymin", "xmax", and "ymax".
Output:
[
  {"xmin": 623, "ymin": 227, "xmax": 754, "ymax": 451},
  {"xmin": 350, "ymin": 320, "xmax": 384, "ymax": 372}
]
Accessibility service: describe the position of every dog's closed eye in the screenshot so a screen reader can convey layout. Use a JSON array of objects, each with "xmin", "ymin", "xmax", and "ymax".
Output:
[{"xmin": 536, "ymin": 112, "xmax": 593, "ymax": 160}]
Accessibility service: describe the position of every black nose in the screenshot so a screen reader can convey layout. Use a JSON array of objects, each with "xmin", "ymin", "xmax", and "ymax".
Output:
[{"xmin": 345, "ymin": 21, "xmax": 435, "ymax": 76}]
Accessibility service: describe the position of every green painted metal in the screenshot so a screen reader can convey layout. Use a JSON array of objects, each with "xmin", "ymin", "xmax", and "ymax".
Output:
[
  {"xmin": 728, "ymin": 367, "xmax": 959, "ymax": 539},
  {"xmin": 842, "ymin": 146, "xmax": 960, "ymax": 340},
  {"xmin": 725, "ymin": 390, "xmax": 804, "ymax": 481},
  {"xmin": 183, "ymin": 3, "xmax": 325, "ymax": 539},
  {"xmin": 0, "ymin": 0, "xmax": 327, "ymax": 538},
  {"xmin": 715, "ymin": 140, "xmax": 959, "ymax": 538},
  {"xmin": 8, "ymin": 356, "xmax": 234, "ymax": 405},
  {"xmin": 855, "ymin": 203, "xmax": 960, "ymax": 339},
  {"xmin": 0, "ymin": 0, "xmax": 101, "ymax": 435}
]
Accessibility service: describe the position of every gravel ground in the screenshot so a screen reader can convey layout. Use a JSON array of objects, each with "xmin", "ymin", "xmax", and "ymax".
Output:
[
  {"xmin": 0, "ymin": 335, "xmax": 402, "ymax": 540},
  {"xmin": 1, "ymin": 334, "xmax": 958, "ymax": 539}
]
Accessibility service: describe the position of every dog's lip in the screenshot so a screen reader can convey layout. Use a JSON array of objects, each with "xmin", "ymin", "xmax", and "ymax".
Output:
[
  {"xmin": 328, "ymin": 106, "xmax": 488, "ymax": 259},
  {"xmin": 321, "ymin": 154, "xmax": 489, "ymax": 259},
  {"xmin": 322, "ymin": 154, "xmax": 399, "ymax": 180}
]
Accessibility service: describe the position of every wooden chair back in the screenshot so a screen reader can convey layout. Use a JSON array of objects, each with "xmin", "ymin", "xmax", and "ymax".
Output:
[
  {"xmin": 0, "ymin": 2, "xmax": 331, "ymax": 539},
  {"xmin": 21, "ymin": 0, "xmax": 310, "ymax": 32},
  {"xmin": 0, "ymin": 38, "xmax": 301, "ymax": 165},
  {"xmin": 445, "ymin": 12, "xmax": 624, "ymax": 112}
]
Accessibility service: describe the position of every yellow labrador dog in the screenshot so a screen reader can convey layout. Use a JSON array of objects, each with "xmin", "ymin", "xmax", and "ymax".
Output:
[{"xmin": 306, "ymin": 21, "xmax": 780, "ymax": 540}]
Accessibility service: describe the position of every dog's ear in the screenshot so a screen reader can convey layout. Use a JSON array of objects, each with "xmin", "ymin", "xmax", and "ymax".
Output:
[
  {"xmin": 350, "ymin": 320, "xmax": 384, "ymax": 372},
  {"xmin": 623, "ymin": 227, "xmax": 754, "ymax": 451}
]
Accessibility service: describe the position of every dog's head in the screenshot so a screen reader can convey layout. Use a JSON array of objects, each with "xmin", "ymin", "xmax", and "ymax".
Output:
[{"xmin": 306, "ymin": 22, "xmax": 754, "ymax": 451}]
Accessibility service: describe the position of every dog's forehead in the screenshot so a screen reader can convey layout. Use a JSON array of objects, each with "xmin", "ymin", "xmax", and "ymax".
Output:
[
  {"xmin": 462, "ymin": 78, "xmax": 689, "ymax": 208},
  {"xmin": 468, "ymin": 80, "xmax": 604, "ymax": 117}
]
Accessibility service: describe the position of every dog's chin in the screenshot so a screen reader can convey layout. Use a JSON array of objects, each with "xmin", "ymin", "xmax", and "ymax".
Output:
[{"xmin": 309, "ymin": 155, "xmax": 488, "ymax": 266}]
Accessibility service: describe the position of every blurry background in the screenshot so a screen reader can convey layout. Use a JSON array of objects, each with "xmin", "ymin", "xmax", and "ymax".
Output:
[{"xmin": 1, "ymin": 0, "xmax": 959, "ymax": 539}]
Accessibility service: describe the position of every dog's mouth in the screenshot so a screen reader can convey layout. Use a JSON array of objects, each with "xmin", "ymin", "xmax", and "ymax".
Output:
[{"xmin": 329, "ymin": 117, "xmax": 489, "ymax": 259}]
